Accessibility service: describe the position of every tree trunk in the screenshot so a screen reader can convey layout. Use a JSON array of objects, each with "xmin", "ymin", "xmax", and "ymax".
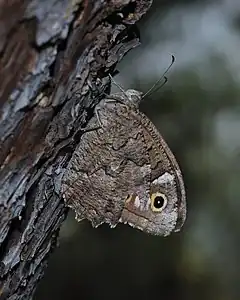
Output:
[{"xmin": 0, "ymin": 0, "xmax": 152, "ymax": 299}]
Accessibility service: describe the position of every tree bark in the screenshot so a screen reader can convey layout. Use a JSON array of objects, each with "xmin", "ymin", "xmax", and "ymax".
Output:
[{"xmin": 0, "ymin": 0, "xmax": 152, "ymax": 299}]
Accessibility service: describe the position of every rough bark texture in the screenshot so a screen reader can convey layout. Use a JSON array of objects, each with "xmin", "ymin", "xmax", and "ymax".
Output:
[{"xmin": 0, "ymin": 0, "xmax": 152, "ymax": 299}]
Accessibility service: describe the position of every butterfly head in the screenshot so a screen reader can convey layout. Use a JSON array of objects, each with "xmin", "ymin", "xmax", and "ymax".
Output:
[{"xmin": 124, "ymin": 89, "xmax": 143, "ymax": 108}]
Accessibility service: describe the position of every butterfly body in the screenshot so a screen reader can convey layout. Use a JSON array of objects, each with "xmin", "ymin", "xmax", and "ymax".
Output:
[{"xmin": 61, "ymin": 89, "xmax": 186, "ymax": 236}]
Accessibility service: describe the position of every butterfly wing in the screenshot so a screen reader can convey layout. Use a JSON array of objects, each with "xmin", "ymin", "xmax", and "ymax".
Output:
[
  {"xmin": 120, "ymin": 109, "xmax": 186, "ymax": 236},
  {"xmin": 61, "ymin": 99, "xmax": 152, "ymax": 227}
]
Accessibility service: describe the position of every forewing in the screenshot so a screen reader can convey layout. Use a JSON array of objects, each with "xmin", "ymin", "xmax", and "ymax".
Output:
[{"xmin": 61, "ymin": 99, "xmax": 152, "ymax": 227}]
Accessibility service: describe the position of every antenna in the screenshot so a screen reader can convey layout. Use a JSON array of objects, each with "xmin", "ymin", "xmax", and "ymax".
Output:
[
  {"xmin": 143, "ymin": 55, "xmax": 175, "ymax": 99},
  {"xmin": 108, "ymin": 74, "xmax": 128, "ymax": 97}
]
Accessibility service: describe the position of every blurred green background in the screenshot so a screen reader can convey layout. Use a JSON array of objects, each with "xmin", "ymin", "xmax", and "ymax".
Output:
[{"xmin": 35, "ymin": 0, "xmax": 240, "ymax": 299}]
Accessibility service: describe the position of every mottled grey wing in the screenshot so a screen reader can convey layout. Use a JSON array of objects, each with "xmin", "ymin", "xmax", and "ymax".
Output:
[
  {"xmin": 61, "ymin": 99, "xmax": 152, "ymax": 227},
  {"xmin": 134, "ymin": 110, "xmax": 186, "ymax": 231}
]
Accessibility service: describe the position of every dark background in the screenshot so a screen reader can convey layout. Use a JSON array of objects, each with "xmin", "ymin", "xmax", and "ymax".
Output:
[{"xmin": 35, "ymin": 0, "xmax": 240, "ymax": 299}]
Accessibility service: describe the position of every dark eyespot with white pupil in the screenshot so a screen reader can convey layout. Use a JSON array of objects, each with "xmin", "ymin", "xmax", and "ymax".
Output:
[
  {"xmin": 150, "ymin": 192, "xmax": 168, "ymax": 212},
  {"xmin": 154, "ymin": 196, "xmax": 165, "ymax": 208}
]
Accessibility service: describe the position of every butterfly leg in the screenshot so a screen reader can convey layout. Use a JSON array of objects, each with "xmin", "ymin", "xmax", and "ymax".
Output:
[
  {"xmin": 78, "ymin": 106, "xmax": 103, "ymax": 134},
  {"xmin": 108, "ymin": 74, "xmax": 127, "ymax": 95},
  {"xmin": 87, "ymin": 75, "xmax": 111, "ymax": 98}
]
